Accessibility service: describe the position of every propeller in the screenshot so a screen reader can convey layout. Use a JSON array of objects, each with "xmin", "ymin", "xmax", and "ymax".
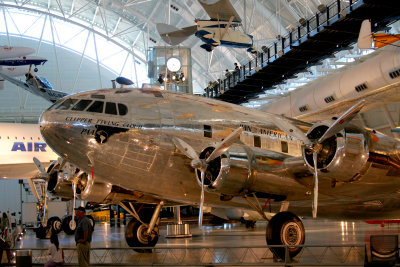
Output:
[
  {"xmin": 33, "ymin": 157, "xmax": 64, "ymax": 180},
  {"xmin": 172, "ymin": 127, "xmax": 243, "ymax": 228},
  {"xmin": 272, "ymin": 100, "xmax": 366, "ymax": 218},
  {"xmin": 33, "ymin": 157, "xmax": 48, "ymax": 179}
]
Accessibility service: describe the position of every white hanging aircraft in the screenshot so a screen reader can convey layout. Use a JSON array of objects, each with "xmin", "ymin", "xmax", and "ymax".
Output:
[
  {"xmin": 156, "ymin": 0, "xmax": 257, "ymax": 53},
  {"xmin": 0, "ymin": 46, "xmax": 48, "ymax": 89},
  {"xmin": 34, "ymin": 82, "xmax": 400, "ymax": 260}
]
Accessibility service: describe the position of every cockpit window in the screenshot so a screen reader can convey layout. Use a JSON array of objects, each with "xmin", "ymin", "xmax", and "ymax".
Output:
[
  {"xmin": 56, "ymin": 99, "xmax": 78, "ymax": 110},
  {"xmin": 105, "ymin": 102, "xmax": 117, "ymax": 115},
  {"xmin": 72, "ymin": 100, "xmax": 92, "ymax": 111},
  {"xmin": 87, "ymin": 101, "xmax": 104, "ymax": 113},
  {"xmin": 118, "ymin": 103, "xmax": 128, "ymax": 116}
]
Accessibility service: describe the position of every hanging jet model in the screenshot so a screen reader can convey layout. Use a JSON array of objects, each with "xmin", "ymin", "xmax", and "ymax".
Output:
[
  {"xmin": 156, "ymin": 0, "xmax": 257, "ymax": 53},
  {"xmin": 36, "ymin": 84, "xmax": 400, "ymax": 259}
]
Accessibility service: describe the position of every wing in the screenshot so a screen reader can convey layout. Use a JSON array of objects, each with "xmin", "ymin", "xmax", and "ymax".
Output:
[
  {"xmin": 198, "ymin": 0, "xmax": 241, "ymax": 22},
  {"xmin": 156, "ymin": 24, "xmax": 197, "ymax": 45},
  {"xmin": 0, "ymin": 72, "xmax": 67, "ymax": 103}
]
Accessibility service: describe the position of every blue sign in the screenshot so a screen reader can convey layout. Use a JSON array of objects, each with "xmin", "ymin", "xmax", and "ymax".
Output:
[{"xmin": 11, "ymin": 142, "xmax": 47, "ymax": 152}]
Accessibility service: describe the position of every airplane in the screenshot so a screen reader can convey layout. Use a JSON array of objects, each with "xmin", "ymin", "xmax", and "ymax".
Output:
[
  {"xmin": 260, "ymin": 38, "xmax": 400, "ymax": 122},
  {"xmin": 358, "ymin": 19, "xmax": 400, "ymax": 49},
  {"xmin": 156, "ymin": 0, "xmax": 257, "ymax": 53},
  {"xmin": 0, "ymin": 46, "xmax": 44, "ymax": 89},
  {"xmin": 0, "ymin": 72, "xmax": 67, "ymax": 103},
  {"xmin": 36, "ymin": 85, "xmax": 400, "ymax": 260}
]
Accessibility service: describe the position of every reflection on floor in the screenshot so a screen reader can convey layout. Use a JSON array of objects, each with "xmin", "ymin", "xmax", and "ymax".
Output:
[{"xmin": 16, "ymin": 218, "xmax": 400, "ymax": 249}]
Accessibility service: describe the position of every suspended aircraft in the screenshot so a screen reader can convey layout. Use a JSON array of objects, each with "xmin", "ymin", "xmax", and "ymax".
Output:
[
  {"xmin": 0, "ymin": 46, "xmax": 46, "ymax": 89},
  {"xmin": 35, "ymin": 82, "xmax": 400, "ymax": 259},
  {"xmin": 156, "ymin": 0, "xmax": 257, "ymax": 53},
  {"xmin": 261, "ymin": 39, "xmax": 400, "ymax": 122},
  {"xmin": 358, "ymin": 19, "xmax": 400, "ymax": 49},
  {"xmin": 0, "ymin": 71, "xmax": 67, "ymax": 103}
]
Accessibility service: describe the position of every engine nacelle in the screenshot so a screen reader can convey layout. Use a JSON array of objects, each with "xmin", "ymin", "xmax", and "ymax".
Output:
[
  {"xmin": 47, "ymin": 172, "xmax": 74, "ymax": 199},
  {"xmin": 195, "ymin": 146, "xmax": 251, "ymax": 196},
  {"xmin": 303, "ymin": 120, "xmax": 369, "ymax": 182},
  {"xmin": 76, "ymin": 172, "xmax": 112, "ymax": 203}
]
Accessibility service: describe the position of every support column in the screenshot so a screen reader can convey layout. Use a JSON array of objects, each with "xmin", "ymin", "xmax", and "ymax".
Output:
[{"xmin": 166, "ymin": 206, "xmax": 192, "ymax": 238}]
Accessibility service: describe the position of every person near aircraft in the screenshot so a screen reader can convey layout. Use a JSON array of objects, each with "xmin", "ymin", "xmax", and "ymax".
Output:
[
  {"xmin": 1, "ymin": 213, "xmax": 8, "ymax": 234},
  {"xmin": 10, "ymin": 213, "xmax": 16, "ymax": 228},
  {"xmin": 45, "ymin": 234, "xmax": 64, "ymax": 267},
  {"xmin": 74, "ymin": 207, "xmax": 93, "ymax": 267}
]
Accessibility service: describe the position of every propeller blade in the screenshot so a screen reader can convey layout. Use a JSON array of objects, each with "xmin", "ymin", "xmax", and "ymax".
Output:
[
  {"xmin": 198, "ymin": 170, "xmax": 205, "ymax": 228},
  {"xmin": 312, "ymin": 152, "xmax": 319, "ymax": 219},
  {"xmin": 318, "ymin": 100, "xmax": 366, "ymax": 144},
  {"xmin": 33, "ymin": 157, "xmax": 48, "ymax": 178},
  {"xmin": 172, "ymin": 137, "xmax": 199, "ymax": 161},
  {"xmin": 206, "ymin": 127, "xmax": 243, "ymax": 163},
  {"xmin": 272, "ymin": 116, "xmax": 312, "ymax": 146}
]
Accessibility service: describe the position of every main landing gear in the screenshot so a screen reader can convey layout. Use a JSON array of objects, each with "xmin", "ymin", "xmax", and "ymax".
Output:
[
  {"xmin": 244, "ymin": 195, "xmax": 305, "ymax": 260},
  {"xmin": 121, "ymin": 201, "xmax": 164, "ymax": 253},
  {"xmin": 266, "ymin": 211, "xmax": 305, "ymax": 259}
]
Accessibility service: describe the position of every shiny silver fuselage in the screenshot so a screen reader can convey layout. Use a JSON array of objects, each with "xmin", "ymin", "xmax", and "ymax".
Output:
[{"xmin": 40, "ymin": 88, "xmax": 400, "ymax": 220}]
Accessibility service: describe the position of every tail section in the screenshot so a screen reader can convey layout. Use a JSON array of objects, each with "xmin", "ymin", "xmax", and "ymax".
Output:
[
  {"xmin": 156, "ymin": 23, "xmax": 197, "ymax": 45},
  {"xmin": 357, "ymin": 19, "xmax": 372, "ymax": 49}
]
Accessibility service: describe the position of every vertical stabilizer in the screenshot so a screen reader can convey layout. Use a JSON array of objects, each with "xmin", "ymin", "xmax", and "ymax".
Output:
[{"xmin": 358, "ymin": 19, "xmax": 372, "ymax": 49}]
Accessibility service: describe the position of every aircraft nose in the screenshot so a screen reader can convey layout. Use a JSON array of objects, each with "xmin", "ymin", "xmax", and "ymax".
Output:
[{"xmin": 39, "ymin": 109, "xmax": 60, "ymax": 143}]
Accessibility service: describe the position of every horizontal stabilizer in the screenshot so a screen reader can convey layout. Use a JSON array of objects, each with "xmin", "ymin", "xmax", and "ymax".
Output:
[
  {"xmin": 156, "ymin": 23, "xmax": 197, "ymax": 45},
  {"xmin": 358, "ymin": 19, "xmax": 372, "ymax": 49}
]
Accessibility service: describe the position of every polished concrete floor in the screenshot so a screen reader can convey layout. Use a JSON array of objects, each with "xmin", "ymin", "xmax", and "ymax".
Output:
[
  {"xmin": 16, "ymin": 218, "xmax": 400, "ymax": 249},
  {"xmin": 10, "ymin": 217, "xmax": 400, "ymax": 266}
]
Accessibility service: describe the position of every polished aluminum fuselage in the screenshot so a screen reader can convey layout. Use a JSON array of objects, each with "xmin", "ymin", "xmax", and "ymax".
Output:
[{"xmin": 40, "ymin": 88, "xmax": 400, "ymax": 220}]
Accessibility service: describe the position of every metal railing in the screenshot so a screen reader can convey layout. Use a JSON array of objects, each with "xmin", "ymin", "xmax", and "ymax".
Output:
[
  {"xmin": 204, "ymin": 0, "xmax": 362, "ymax": 98},
  {"xmin": 3, "ymin": 244, "xmax": 365, "ymax": 266}
]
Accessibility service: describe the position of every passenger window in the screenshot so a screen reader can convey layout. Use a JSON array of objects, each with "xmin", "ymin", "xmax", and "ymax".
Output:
[
  {"xmin": 254, "ymin": 135, "xmax": 261, "ymax": 148},
  {"xmin": 72, "ymin": 100, "xmax": 93, "ymax": 111},
  {"xmin": 118, "ymin": 103, "xmax": 128, "ymax": 116},
  {"xmin": 56, "ymin": 99, "xmax": 78, "ymax": 110},
  {"xmin": 87, "ymin": 101, "xmax": 104, "ymax": 113},
  {"xmin": 105, "ymin": 102, "xmax": 117, "ymax": 115}
]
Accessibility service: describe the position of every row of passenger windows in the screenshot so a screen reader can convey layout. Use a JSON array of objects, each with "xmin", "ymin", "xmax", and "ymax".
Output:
[
  {"xmin": 0, "ymin": 136, "xmax": 41, "ymax": 140},
  {"xmin": 50, "ymin": 99, "xmax": 128, "ymax": 115}
]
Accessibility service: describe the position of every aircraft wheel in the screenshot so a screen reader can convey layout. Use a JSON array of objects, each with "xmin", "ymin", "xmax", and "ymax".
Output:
[
  {"xmin": 266, "ymin": 212, "xmax": 305, "ymax": 260},
  {"xmin": 61, "ymin": 215, "xmax": 77, "ymax": 235},
  {"xmin": 125, "ymin": 218, "xmax": 159, "ymax": 253},
  {"xmin": 47, "ymin": 216, "xmax": 62, "ymax": 234},
  {"xmin": 245, "ymin": 220, "xmax": 256, "ymax": 229},
  {"xmin": 35, "ymin": 225, "xmax": 47, "ymax": 239}
]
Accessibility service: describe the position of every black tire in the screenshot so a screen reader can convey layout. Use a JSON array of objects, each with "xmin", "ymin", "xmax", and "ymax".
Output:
[
  {"xmin": 266, "ymin": 212, "xmax": 305, "ymax": 260},
  {"xmin": 61, "ymin": 215, "xmax": 77, "ymax": 235},
  {"xmin": 125, "ymin": 218, "xmax": 159, "ymax": 253},
  {"xmin": 35, "ymin": 225, "xmax": 47, "ymax": 239},
  {"xmin": 245, "ymin": 220, "xmax": 256, "ymax": 229},
  {"xmin": 47, "ymin": 216, "xmax": 62, "ymax": 235}
]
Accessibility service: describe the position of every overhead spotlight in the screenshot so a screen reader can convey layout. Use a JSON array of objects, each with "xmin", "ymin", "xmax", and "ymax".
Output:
[
  {"xmin": 318, "ymin": 4, "xmax": 327, "ymax": 13},
  {"xmin": 180, "ymin": 73, "xmax": 185, "ymax": 82},
  {"xmin": 172, "ymin": 75, "xmax": 176, "ymax": 80}
]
